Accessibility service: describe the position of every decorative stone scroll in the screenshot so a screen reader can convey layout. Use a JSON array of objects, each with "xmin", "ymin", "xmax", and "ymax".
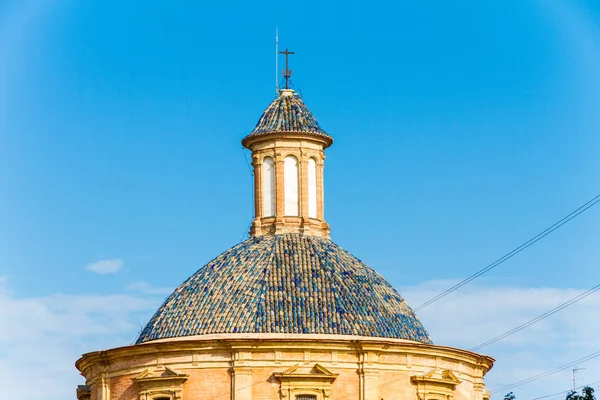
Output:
[
  {"xmin": 274, "ymin": 363, "xmax": 338, "ymax": 400},
  {"xmin": 133, "ymin": 366, "xmax": 188, "ymax": 400}
]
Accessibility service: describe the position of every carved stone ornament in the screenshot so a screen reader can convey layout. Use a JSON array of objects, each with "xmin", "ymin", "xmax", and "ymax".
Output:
[
  {"xmin": 76, "ymin": 385, "xmax": 91, "ymax": 400},
  {"xmin": 411, "ymin": 369, "xmax": 461, "ymax": 400},
  {"xmin": 274, "ymin": 363, "xmax": 338, "ymax": 400},
  {"xmin": 483, "ymin": 389, "xmax": 491, "ymax": 400},
  {"xmin": 134, "ymin": 366, "xmax": 189, "ymax": 400}
]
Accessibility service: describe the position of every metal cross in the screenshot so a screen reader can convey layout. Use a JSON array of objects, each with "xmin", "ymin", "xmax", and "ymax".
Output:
[{"xmin": 279, "ymin": 48, "xmax": 295, "ymax": 89}]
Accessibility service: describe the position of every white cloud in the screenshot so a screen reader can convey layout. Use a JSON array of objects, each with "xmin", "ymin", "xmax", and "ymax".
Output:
[
  {"xmin": 0, "ymin": 277, "xmax": 162, "ymax": 400},
  {"xmin": 2, "ymin": 275, "xmax": 599, "ymax": 400},
  {"xmin": 85, "ymin": 258, "xmax": 124, "ymax": 274}
]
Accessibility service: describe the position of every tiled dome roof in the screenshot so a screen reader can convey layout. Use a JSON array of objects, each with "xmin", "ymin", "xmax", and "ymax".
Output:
[
  {"xmin": 137, "ymin": 234, "xmax": 431, "ymax": 344},
  {"xmin": 244, "ymin": 90, "xmax": 331, "ymax": 140}
]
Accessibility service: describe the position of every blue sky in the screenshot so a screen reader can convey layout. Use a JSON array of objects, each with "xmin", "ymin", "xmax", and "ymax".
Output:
[{"xmin": 1, "ymin": 1, "xmax": 599, "ymax": 399}]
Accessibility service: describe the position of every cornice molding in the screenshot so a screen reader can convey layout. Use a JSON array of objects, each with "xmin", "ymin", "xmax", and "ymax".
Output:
[{"xmin": 76, "ymin": 334, "xmax": 494, "ymax": 376}]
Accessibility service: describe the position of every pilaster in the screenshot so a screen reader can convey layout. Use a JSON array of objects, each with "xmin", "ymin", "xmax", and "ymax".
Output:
[
  {"xmin": 358, "ymin": 350, "xmax": 381, "ymax": 400},
  {"xmin": 361, "ymin": 369, "xmax": 380, "ymax": 400},
  {"xmin": 299, "ymin": 154, "xmax": 309, "ymax": 223},
  {"xmin": 232, "ymin": 367, "xmax": 253, "ymax": 400},
  {"xmin": 317, "ymin": 155, "xmax": 325, "ymax": 222},
  {"xmin": 232, "ymin": 350, "xmax": 253, "ymax": 400},
  {"xmin": 274, "ymin": 153, "xmax": 286, "ymax": 231},
  {"xmin": 252, "ymin": 154, "xmax": 263, "ymax": 221},
  {"xmin": 100, "ymin": 376, "xmax": 110, "ymax": 400}
]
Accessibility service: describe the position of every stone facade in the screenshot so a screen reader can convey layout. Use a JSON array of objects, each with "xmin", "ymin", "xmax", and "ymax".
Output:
[{"xmin": 76, "ymin": 334, "xmax": 493, "ymax": 400}]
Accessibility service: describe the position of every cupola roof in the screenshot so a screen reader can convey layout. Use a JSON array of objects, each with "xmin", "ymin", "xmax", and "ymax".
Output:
[{"xmin": 243, "ymin": 89, "xmax": 332, "ymax": 147}]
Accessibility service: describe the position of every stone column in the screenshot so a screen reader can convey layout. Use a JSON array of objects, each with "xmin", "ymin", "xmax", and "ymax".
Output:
[
  {"xmin": 317, "ymin": 154, "xmax": 326, "ymax": 222},
  {"xmin": 252, "ymin": 155, "xmax": 262, "ymax": 221},
  {"xmin": 274, "ymin": 153, "xmax": 285, "ymax": 231},
  {"xmin": 299, "ymin": 154, "xmax": 309, "ymax": 223}
]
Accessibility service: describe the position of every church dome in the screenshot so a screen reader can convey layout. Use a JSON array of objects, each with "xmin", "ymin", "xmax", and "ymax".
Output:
[
  {"xmin": 76, "ymin": 56, "xmax": 496, "ymax": 400},
  {"xmin": 137, "ymin": 233, "xmax": 431, "ymax": 344}
]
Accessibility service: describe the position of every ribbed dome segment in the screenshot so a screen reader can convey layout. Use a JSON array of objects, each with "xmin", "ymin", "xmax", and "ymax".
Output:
[
  {"xmin": 137, "ymin": 234, "xmax": 431, "ymax": 344},
  {"xmin": 245, "ymin": 91, "xmax": 331, "ymax": 139}
]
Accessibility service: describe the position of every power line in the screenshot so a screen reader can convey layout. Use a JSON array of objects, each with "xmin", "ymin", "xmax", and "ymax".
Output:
[
  {"xmin": 241, "ymin": 146, "xmax": 253, "ymax": 175},
  {"xmin": 215, "ymin": 198, "xmax": 600, "ymax": 400},
  {"xmin": 527, "ymin": 380, "xmax": 600, "ymax": 400},
  {"xmin": 210, "ymin": 192, "xmax": 600, "ymax": 400},
  {"xmin": 414, "ymin": 193, "xmax": 600, "ymax": 311},
  {"xmin": 470, "ymin": 283, "xmax": 600, "ymax": 351},
  {"xmin": 238, "ymin": 218, "xmax": 253, "ymax": 243},
  {"xmin": 492, "ymin": 350, "xmax": 600, "ymax": 393},
  {"xmin": 239, "ymin": 146, "xmax": 254, "ymax": 242}
]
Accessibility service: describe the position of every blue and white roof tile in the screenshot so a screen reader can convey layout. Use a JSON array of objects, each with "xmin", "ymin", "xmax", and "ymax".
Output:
[
  {"xmin": 137, "ymin": 234, "xmax": 431, "ymax": 344},
  {"xmin": 245, "ymin": 92, "xmax": 331, "ymax": 139}
]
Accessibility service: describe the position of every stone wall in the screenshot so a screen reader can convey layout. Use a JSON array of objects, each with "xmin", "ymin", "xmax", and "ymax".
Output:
[{"xmin": 76, "ymin": 334, "xmax": 493, "ymax": 400}]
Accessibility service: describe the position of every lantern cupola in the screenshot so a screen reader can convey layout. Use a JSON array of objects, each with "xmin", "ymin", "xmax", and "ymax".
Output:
[{"xmin": 242, "ymin": 88, "xmax": 332, "ymax": 238}]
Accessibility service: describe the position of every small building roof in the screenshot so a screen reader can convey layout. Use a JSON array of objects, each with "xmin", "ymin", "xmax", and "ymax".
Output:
[{"xmin": 243, "ymin": 89, "xmax": 332, "ymax": 144}]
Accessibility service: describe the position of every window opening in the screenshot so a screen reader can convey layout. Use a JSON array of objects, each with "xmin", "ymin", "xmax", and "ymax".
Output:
[
  {"xmin": 262, "ymin": 157, "xmax": 275, "ymax": 217},
  {"xmin": 307, "ymin": 158, "xmax": 317, "ymax": 218},
  {"xmin": 284, "ymin": 156, "xmax": 299, "ymax": 216}
]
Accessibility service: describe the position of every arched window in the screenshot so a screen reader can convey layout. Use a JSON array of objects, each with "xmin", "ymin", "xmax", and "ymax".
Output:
[
  {"xmin": 284, "ymin": 156, "xmax": 299, "ymax": 216},
  {"xmin": 307, "ymin": 158, "xmax": 317, "ymax": 219},
  {"xmin": 262, "ymin": 157, "xmax": 275, "ymax": 217}
]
